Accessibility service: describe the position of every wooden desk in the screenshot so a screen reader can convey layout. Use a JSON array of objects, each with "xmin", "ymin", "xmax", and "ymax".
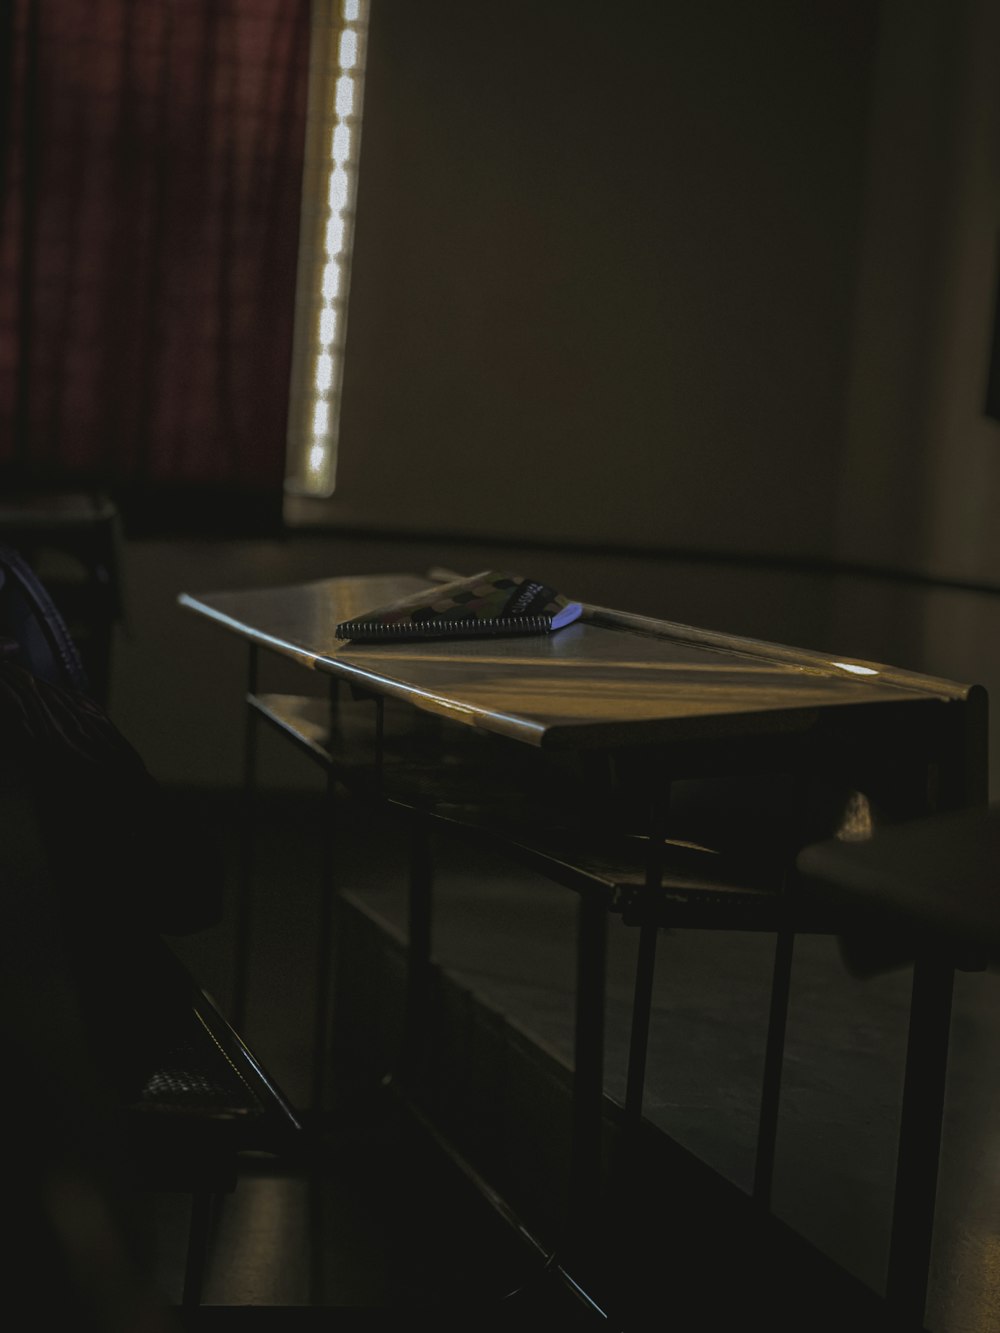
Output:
[{"xmin": 180, "ymin": 571, "xmax": 987, "ymax": 1324}]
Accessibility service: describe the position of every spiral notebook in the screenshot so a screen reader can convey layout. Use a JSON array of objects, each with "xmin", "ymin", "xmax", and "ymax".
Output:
[{"xmin": 334, "ymin": 570, "xmax": 583, "ymax": 642}]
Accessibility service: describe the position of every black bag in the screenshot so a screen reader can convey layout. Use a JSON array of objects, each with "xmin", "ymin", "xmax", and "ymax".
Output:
[
  {"xmin": 0, "ymin": 541, "xmax": 222, "ymax": 937},
  {"xmin": 0, "ymin": 542, "xmax": 223, "ymax": 1095}
]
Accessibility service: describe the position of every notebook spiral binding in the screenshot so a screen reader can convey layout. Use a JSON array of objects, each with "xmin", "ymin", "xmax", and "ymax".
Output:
[{"xmin": 337, "ymin": 614, "xmax": 554, "ymax": 641}]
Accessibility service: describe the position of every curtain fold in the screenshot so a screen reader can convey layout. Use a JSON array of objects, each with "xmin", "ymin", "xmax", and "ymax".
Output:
[{"xmin": 0, "ymin": 0, "xmax": 311, "ymax": 535}]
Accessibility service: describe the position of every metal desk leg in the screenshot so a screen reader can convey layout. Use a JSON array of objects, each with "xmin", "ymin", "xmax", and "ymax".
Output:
[
  {"xmin": 753, "ymin": 922, "xmax": 794, "ymax": 1209},
  {"xmin": 403, "ymin": 809, "xmax": 434, "ymax": 1089},
  {"xmin": 885, "ymin": 954, "xmax": 954, "ymax": 1328},
  {"xmin": 623, "ymin": 782, "xmax": 669, "ymax": 1129},
  {"xmin": 374, "ymin": 694, "xmax": 384, "ymax": 797},
  {"xmin": 311, "ymin": 761, "xmax": 338, "ymax": 1114},
  {"xmin": 233, "ymin": 643, "xmax": 259, "ymax": 1030},
  {"xmin": 311, "ymin": 676, "xmax": 345, "ymax": 1111},
  {"xmin": 624, "ymin": 922, "xmax": 659, "ymax": 1125},
  {"xmin": 569, "ymin": 893, "xmax": 608, "ymax": 1250}
]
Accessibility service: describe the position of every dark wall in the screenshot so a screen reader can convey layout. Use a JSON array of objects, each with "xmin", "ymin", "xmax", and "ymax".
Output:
[{"xmin": 320, "ymin": 0, "xmax": 877, "ymax": 559}]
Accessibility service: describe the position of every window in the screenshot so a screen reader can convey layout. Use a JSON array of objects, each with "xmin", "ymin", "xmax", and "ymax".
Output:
[{"xmin": 284, "ymin": 0, "xmax": 369, "ymax": 497}]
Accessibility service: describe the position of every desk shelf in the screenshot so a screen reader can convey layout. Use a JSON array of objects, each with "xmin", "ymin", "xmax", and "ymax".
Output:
[{"xmin": 249, "ymin": 690, "xmax": 840, "ymax": 934}]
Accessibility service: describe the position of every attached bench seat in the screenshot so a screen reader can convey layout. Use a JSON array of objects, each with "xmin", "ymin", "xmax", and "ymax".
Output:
[{"xmin": 797, "ymin": 804, "xmax": 1000, "ymax": 962}]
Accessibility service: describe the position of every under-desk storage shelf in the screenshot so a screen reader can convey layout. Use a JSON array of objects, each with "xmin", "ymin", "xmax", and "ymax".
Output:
[{"xmin": 249, "ymin": 689, "xmax": 831, "ymax": 931}]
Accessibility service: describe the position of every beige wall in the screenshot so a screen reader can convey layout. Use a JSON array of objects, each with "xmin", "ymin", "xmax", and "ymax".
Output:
[
  {"xmin": 293, "ymin": 0, "xmax": 1000, "ymax": 590},
  {"xmin": 308, "ymin": 0, "xmax": 877, "ymax": 560}
]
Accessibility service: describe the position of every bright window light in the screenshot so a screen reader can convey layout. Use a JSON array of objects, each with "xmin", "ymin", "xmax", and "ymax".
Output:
[
  {"xmin": 318, "ymin": 308, "xmax": 338, "ymax": 346},
  {"xmin": 332, "ymin": 124, "xmax": 352, "ymax": 164},
  {"xmin": 312, "ymin": 399, "xmax": 330, "ymax": 437},
  {"xmin": 315, "ymin": 353, "xmax": 334, "ymax": 393},
  {"xmin": 321, "ymin": 261, "xmax": 341, "ymax": 302},
  {"xmin": 339, "ymin": 30, "xmax": 358, "ymax": 68},
  {"xmin": 328, "ymin": 167, "xmax": 349, "ymax": 212},
  {"xmin": 285, "ymin": 0, "xmax": 370, "ymax": 498},
  {"xmin": 324, "ymin": 215, "xmax": 346, "ymax": 256},
  {"xmin": 335, "ymin": 75, "xmax": 355, "ymax": 117}
]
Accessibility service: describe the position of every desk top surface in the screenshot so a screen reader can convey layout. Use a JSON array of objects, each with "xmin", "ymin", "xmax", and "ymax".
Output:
[{"xmin": 179, "ymin": 572, "xmax": 979, "ymax": 749}]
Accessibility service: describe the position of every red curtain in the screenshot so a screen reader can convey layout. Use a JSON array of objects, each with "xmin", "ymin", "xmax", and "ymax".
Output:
[{"xmin": 0, "ymin": 0, "xmax": 310, "ymax": 534}]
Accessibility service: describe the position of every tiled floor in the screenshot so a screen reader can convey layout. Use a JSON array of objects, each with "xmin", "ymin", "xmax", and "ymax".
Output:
[{"xmin": 155, "ymin": 786, "xmax": 1000, "ymax": 1331}]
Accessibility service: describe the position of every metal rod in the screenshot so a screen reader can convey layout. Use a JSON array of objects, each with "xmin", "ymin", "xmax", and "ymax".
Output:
[
  {"xmin": 232, "ymin": 643, "xmax": 259, "ymax": 1030},
  {"xmin": 623, "ymin": 779, "xmax": 669, "ymax": 1125},
  {"xmin": 375, "ymin": 695, "xmax": 384, "ymax": 797},
  {"xmin": 754, "ymin": 922, "xmax": 795, "ymax": 1208},
  {"xmin": 885, "ymin": 954, "xmax": 954, "ymax": 1326},
  {"xmin": 624, "ymin": 922, "xmax": 658, "ymax": 1123},
  {"xmin": 569, "ymin": 893, "xmax": 607, "ymax": 1252},
  {"xmin": 403, "ymin": 810, "xmax": 434, "ymax": 1086},
  {"xmin": 311, "ymin": 762, "xmax": 338, "ymax": 1114}
]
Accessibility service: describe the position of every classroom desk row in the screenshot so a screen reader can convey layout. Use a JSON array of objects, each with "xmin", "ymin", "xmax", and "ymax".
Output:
[{"xmin": 180, "ymin": 571, "xmax": 988, "ymax": 1329}]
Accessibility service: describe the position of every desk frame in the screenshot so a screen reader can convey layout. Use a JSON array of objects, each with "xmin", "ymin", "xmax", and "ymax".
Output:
[{"xmin": 181, "ymin": 575, "xmax": 987, "ymax": 1327}]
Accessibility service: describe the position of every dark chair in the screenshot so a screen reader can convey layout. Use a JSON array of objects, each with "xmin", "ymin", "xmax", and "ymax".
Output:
[
  {"xmin": 797, "ymin": 805, "xmax": 999, "ymax": 1331},
  {"xmin": 0, "ymin": 490, "xmax": 123, "ymax": 705},
  {"xmin": 798, "ymin": 805, "xmax": 1000, "ymax": 962},
  {"xmin": 124, "ymin": 946, "xmax": 302, "ymax": 1306},
  {"xmin": 0, "ymin": 539, "xmax": 301, "ymax": 1309},
  {"xmin": 0, "ymin": 537, "xmax": 93, "ymax": 693}
]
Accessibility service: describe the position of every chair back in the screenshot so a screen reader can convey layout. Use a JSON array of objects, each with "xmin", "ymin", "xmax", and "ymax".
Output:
[{"xmin": 0, "ymin": 541, "xmax": 90, "ymax": 693}]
